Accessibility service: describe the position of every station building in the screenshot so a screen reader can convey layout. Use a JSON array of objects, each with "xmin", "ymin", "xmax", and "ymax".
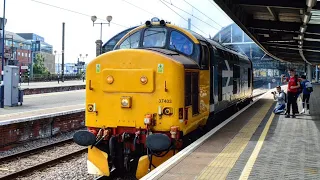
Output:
[{"xmin": 0, "ymin": 32, "xmax": 54, "ymax": 74}]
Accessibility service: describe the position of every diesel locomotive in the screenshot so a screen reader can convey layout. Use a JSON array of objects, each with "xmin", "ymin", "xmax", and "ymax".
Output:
[{"xmin": 73, "ymin": 18, "xmax": 253, "ymax": 179}]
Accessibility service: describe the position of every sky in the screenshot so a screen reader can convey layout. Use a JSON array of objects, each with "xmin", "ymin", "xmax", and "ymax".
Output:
[{"xmin": 2, "ymin": 0, "xmax": 233, "ymax": 64}]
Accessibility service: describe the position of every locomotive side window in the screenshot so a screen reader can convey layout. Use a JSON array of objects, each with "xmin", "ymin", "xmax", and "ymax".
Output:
[
  {"xmin": 200, "ymin": 44, "xmax": 209, "ymax": 69},
  {"xmin": 169, "ymin": 31, "xmax": 194, "ymax": 56},
  {"xmin": 248, "ymin": 68, "xmax": 251, "ymax": 87},
  {"xmin": 119, "ymin": 31, "xmax": 141, "ymax": 49},
  {"xmin": 218, "ymin": 64, "xmax": 222, "ymax": 101},
  {"xmin": 233, "ymin": 65, "xmax": 240, "ymax": 94},
  {"xmin": 143, "ymin": 28, "xmax": 167, "ymax": 48}
]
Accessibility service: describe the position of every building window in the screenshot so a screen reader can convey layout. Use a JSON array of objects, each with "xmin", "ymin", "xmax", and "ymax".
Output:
[
  {"xmin": 29, "ymin": 53, "xmax": 31, "ymax": 57},
  {"xmin": 18, "ymin": 52, "xmax": 20, "ymax": 56},
  {"xmin": 22, "ymin": 53, "xmax": 24, "ymax": 57}
]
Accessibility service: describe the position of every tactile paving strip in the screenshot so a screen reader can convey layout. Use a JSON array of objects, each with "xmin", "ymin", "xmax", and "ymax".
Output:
[{"xmin": 196, "ymin": 100, "xmax": 273, "ymax": 180}]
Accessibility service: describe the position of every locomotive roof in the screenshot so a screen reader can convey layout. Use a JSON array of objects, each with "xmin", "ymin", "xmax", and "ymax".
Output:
[
  {"xmin": 184, "ymin": 29, "xmax": 249, "ymax": 61},
  {"xmin": 115, "ymin": 21, "xmax": 250, "ymax": 61}
]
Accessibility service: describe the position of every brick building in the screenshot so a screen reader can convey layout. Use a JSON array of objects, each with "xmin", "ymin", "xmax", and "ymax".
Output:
[{"xmin": 0, "ymin": 31, "xmax": 31, "ymax": 72}]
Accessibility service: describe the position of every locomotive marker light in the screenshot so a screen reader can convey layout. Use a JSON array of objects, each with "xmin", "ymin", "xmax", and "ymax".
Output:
[
  {"xmin": 151, "ymin": 17, "xmax": 160, "ymax": 22},
  {"xmin": 106, "ymin": 75, "xmax": 114, "ymax": 84},
  {"xmin": 140, "ymin": 76, "xmax": 148, "ymax": 84},
  {"xmin": 87, "ymin": 104, "xmax": 94, "ymax": 112},
  {"xmin": 121, "ymin": 96, "xmax": 132, "ymax": 108},
  {"xmin": 163, "ymin": 107, "xmax": 173, "ymax": 115}
]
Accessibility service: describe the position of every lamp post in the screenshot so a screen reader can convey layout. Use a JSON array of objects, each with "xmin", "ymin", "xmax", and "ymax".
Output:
[
  {"xmin": 91, "ymin": 15, "xmax": 112, "ymax": 55},
  {"xmin": 78, "ymin": 53, "xmax": 88, "ymax": 74},
  {"xmin": 0, "ymin": 0, "xmax": 7, "ymax": 108},
  {"xmin": 19, "ymin": 43, "xmax": 23, "ymax": 86}
]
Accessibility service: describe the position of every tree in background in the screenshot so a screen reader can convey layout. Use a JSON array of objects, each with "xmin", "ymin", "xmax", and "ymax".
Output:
[{"xmin": 33, "ymin": 53, "xmax": 48, "ymax": 75}]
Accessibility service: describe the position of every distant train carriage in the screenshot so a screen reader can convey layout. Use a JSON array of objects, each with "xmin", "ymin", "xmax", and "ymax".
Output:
[{"xmin": 73, "ymin": 18, "xmax": 253, "ymax": 179}]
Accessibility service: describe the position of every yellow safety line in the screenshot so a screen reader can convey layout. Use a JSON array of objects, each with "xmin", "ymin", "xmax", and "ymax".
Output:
[
  {"xmin": 196, "ymin": 100, "xmax": 273, "ymax": 180},
  {"xmin": 239, "ymin": 111, "xmax": 275, "ymax": 180}
]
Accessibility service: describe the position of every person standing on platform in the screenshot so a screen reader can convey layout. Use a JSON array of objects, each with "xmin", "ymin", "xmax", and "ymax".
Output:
[
  {"xmin": 281, "ymin": 69, "xmax": 300, "ymax": 118},
  {"xmin": 299, "ymin": 75, "xmax": 313, "ymax": 114}
]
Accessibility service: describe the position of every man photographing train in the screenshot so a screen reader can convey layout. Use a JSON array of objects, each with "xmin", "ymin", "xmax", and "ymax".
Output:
[
  {"xmin": 281, "ymin": 68, "xmax": 300, "ymax": 118},
  {"xmin": 271, "ymin": 86, "xmax": 286, "ymax": 114}
]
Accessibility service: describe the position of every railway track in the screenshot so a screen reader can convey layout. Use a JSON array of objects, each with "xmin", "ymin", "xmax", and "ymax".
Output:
[
  {"xmin": 0, "ymin": 138, "xmax": 74, "ymax": 162},
  {"xmin": 0, "ymin": 138, "xmax": 87, "ymax": 180}
]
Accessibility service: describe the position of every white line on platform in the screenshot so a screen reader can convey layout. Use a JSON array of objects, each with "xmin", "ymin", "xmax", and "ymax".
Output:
[
  {"xmin": 140, "ymin": 92, "xmax": 269, "ymax": 180},
  {"xmin": 0, "ymin": 108, "xmax": 85, "ymax": 126},
  {"xmin": 24, "ymin": 89, "xmax": 85, "ymax": 99}
]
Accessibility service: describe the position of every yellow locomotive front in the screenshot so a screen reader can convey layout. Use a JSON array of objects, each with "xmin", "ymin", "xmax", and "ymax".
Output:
[
  {"xmin": 73, "ymin": 19, "xmax": 209, "ymax": 179},
  {"xmin": 86, "ymin": 48, "xmax": 185, "ymax": 132}
]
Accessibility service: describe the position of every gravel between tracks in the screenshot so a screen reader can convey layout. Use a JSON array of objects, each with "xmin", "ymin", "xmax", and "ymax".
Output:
[
  {"xmin": 0, "ymin": 141, "xmax": 86, "ymax": 177},
  {"xmin": 0, "ymin": 130, "xmax": 84, "ymax": 157},
  {"xmin": 16, "ymin": 153, "xmax": 95, "ymax": 180}
]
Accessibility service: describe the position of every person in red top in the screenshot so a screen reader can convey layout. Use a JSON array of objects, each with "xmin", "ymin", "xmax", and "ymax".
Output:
[{"xmin": 281, "ymin": 68, "xmax": 301, "ymax": 118}]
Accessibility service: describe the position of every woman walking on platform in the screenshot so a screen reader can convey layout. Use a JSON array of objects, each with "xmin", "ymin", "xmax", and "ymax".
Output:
[{"xmin": 299, "ymin": 75, "xmax": 313, "ymax": 115}]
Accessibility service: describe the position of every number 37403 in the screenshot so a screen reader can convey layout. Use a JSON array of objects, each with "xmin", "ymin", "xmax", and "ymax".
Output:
[{"xmin": 158, "ymin": 99, "xmax": 172, "ymax": 103}]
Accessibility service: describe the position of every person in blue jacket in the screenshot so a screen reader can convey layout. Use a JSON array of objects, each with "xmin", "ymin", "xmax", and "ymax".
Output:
[
  {"xmin": 272, "ymin": 86, "xmax": 286, "ymax": 114},
  {"xmin": 300, "ymin": 75, "xmax": 313, "ymax": 114}
]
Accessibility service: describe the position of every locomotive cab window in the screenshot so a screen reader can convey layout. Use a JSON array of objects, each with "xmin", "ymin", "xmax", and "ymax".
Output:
[
  {"xmin": 119, "ymin": 31, "xmax": 141, "ymax": 49},
  {"xmin": 143, "ymin": 28, "xmax": 167, "ymax": 48},
  {"xmin": 169, "ymin": 31, "xmax": 194, "ymax": 56}
]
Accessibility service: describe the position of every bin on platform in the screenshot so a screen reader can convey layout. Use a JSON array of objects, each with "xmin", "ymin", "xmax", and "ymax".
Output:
[
  {"xmin": 18, "ymin": 89, "xmax": 24, "ymax": 106},
  {"xmin": 0, "ymin": 85, "xmax": 3, "ymax": 102}
]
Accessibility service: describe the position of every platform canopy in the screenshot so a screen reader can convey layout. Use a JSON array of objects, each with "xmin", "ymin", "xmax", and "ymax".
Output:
[{"xmin": 213, "ymin": 0, "xmax": 320, "ymax": 65}]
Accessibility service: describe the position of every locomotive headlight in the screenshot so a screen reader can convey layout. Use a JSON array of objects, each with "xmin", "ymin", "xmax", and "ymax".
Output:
[
  {"xmin": 140, "ymin": 76, "xmax": 148, "ymax": 84},
  {"xmin": 120, "ymin": 96, "xmax": 132, "ymax": 108},
  {"xmin": 106, "ymin": 75, "xmax": 114, "ymax": 84}
]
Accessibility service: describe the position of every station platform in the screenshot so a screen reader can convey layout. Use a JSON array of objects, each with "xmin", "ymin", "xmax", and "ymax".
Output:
[
  {"xmin": 0, "ymin": 90, "xmax": 85, "ymax": 123},
  {"xmin": 144, "ymin": 84, "xmax": 320, "ymax": 180},
  {"xmin": 19, "ymin": 80, "xmax": 85, "ymax": 95}
]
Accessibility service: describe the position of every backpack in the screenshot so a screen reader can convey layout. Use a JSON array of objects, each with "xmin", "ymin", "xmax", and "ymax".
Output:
[
  {"xmin": 305, "ymin": 81, "xmax": 313, "ymax": 93},
  {"xmin": 282, "ymin": 92, "xmax": 287, "ymax": 103},
  {"xmin": 294, "ymin": 76, "xmax": 302, "ymax": 94}
]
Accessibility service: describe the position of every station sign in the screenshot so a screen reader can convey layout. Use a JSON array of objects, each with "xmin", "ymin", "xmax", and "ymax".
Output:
[{"xmin": 21, "ymin": 66, "xmax": 28, "ymax": 70}]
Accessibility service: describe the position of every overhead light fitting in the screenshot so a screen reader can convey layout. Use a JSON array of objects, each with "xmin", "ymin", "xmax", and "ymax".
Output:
[
  {"xmin": 298, "ymin": 34, "xmax": 304, "ymax": 40},
  {"xmin": 298, "ymin": 41, "xmax": 303, "ymax": 45},
  {"xmin": 298, "ymin": 45, "xmax": 303, "ymax": 49},
  {"xmin": 306, "ymin": 0, "xmax": 316, "ymax": 7},
  {"xmin": 300, "ymin": 25, "xmax": 307, "ymax": 33},
  {"xmin": 303, "ymin": 13, "xmax": 311, "ymax": 24}
]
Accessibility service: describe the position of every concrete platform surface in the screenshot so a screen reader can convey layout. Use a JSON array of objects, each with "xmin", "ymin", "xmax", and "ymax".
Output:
[
  {"xmin": 155, "ymin": 85, "xmax": 320, "ymax": 180},
  {"xmin": 20, "ymin": 80, "xmax": 85, "ymax": 89},
  {"xmin": 0, "ymin": 90, "xmax": 85, "ymax": 121}
]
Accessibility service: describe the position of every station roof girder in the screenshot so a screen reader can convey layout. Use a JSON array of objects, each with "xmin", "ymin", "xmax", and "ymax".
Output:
[{"xmin": 214, "ymin": 0, "xmax": 320, "ymax": 64}]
